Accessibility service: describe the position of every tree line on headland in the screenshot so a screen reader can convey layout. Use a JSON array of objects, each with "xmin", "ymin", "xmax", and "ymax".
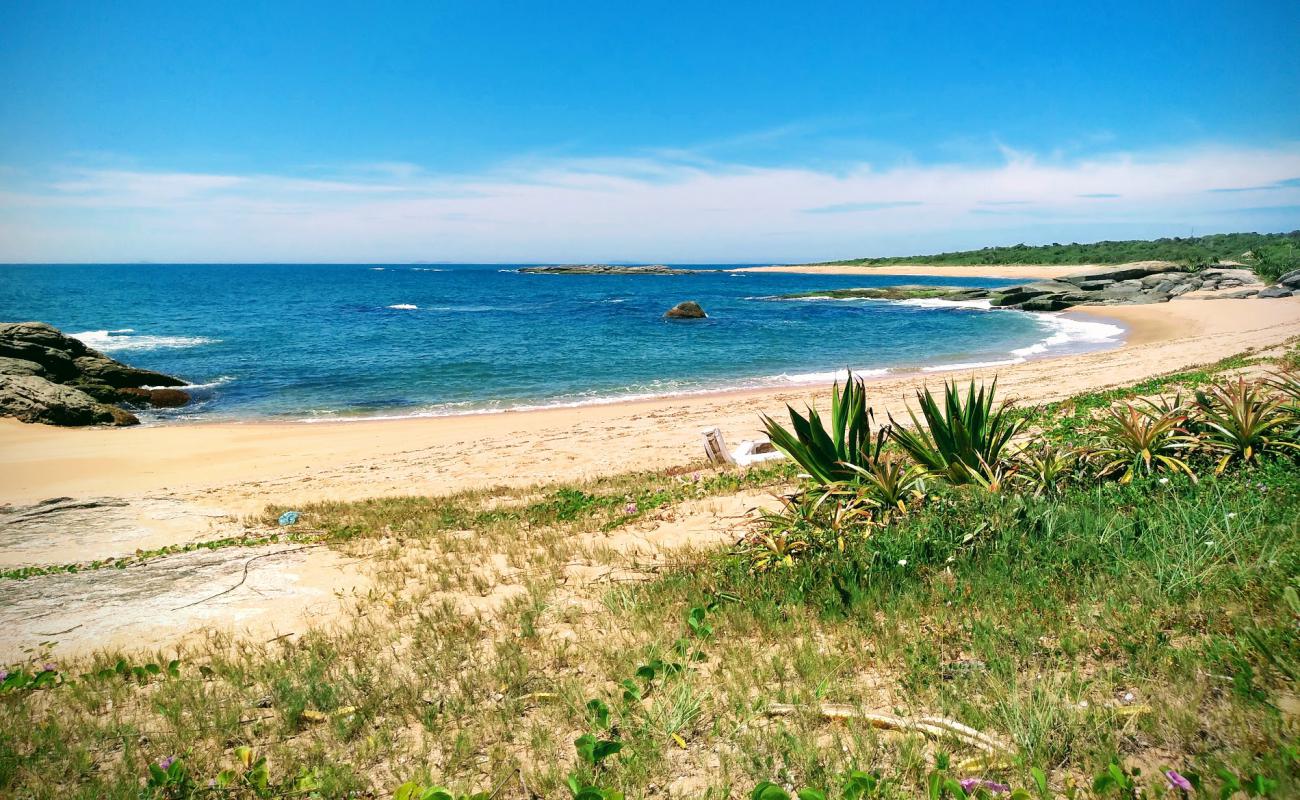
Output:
[{"xmin": 826, "ymin": 230, "xmax": 1300, "ymax": 273}]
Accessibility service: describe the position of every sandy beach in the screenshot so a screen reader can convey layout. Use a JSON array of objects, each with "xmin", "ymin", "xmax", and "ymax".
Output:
[{"xmin": 3, "ymin": 296, "xmax": 1298, "ymax": 514}]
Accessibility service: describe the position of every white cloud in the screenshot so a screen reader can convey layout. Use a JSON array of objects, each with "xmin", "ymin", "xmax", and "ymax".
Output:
[{"xmin": 2, "ymin": 143, "xmax": 1299, "ymax": 262}]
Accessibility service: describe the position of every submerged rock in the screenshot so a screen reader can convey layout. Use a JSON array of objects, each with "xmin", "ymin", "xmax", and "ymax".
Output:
[
  {"xmin": 117, "ymin": 386, "xmax": 191, "ymax": 408},
  {"xmin": 664, "ymin": 301, "xmax": 707, "ymax": 319},
  {"xmin": 0, "ymin": 321, "xmax": 186, "ymax": 426}
]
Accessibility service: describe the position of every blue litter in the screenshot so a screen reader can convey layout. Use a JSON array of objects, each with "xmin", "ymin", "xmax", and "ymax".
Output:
[{"xmin": 278, "ymin": 511, "xmax": 300, "ymax": 526}]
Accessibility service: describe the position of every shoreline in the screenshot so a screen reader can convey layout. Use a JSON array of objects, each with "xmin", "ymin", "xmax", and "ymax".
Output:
[
  {"xmin": 733, "ymin": 262, "xmax": 1147, "ymax": 279},
  {"xmin": 3, "ymin": 297, "xmax": 1298, "ymax": 513},
  {"xmin": 177, "ymin": 307, "xmax": 1125, "ymax": 427}
]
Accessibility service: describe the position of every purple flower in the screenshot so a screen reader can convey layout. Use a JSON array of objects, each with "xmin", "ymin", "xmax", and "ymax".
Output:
[
  {"xmin": 42, "ymin": 662, "xmax": 57, "ymax": 673},
  {"xmin": 624, "ymin": 502, "xmax": 638, "ymax": 515},
  {"xmin": 1166, "ymin": 770, "xmax": 1193, "ymax": 792},
  {"xmin": 959, "ymin": 778, "xmax": 1009, "ymax": 795},
  {"xmin": 0, "ymin": 669, "xmax": 8, "ymax": 682},
  {"xmin": 158, "ymin": 756, "xmax": 176, "ymax": 771}
]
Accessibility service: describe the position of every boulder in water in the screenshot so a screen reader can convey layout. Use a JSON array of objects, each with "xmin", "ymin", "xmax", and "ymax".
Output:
[{"xmin": 664, "ymin": 301, "xmax": 707, "ymax": 319}]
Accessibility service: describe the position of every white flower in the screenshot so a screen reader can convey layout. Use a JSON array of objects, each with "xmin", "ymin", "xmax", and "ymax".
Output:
[
  {"xmin": 897, "ymin": 559, "xmax": 908, "ymax": 567},
  {"xmin": 1226, "ymin": 512, "xmax": 1237, "ymax": 519},
  {"xmin": 1158, "ymin": 477, "xmax": 1169, "ymax": 485}
]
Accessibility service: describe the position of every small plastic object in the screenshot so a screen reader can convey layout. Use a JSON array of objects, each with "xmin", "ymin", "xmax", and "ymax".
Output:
[{"xmin": 278, "ymin": 511, "xmax": 300, "ymax": 526}]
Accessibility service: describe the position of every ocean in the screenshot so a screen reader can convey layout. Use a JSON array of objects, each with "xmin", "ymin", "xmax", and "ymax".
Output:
[{"xmin": 0, "ymin": 264, "xmax": 1124, "ymax": 423}]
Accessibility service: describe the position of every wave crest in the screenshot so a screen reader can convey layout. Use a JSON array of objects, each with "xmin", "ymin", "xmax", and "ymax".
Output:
[{"xmin": 71, "ymin": 329, "xmax": 218, "ymax": 353}]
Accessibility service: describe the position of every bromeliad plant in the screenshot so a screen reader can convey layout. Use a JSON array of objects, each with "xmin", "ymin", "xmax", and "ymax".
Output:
[
  {"xmin": 1011, "ymin": 443, "xmax": 1080, "ymax": 497},
  {"xmin": 887, "ymin": 379, "xmax": 1026, "ymax": 486},
  {"xmin": 1193, "ymin": 377, "xmax": 1299, "ymax": 473},
  {"xmin": 843, "ymin": 456, "xmax": 928, "ymax": 517},
  {"xmin": 762, "ymin": 372, "xmax": 888, "ymax": 485},
  {"xmin": 1090, "ymin": 397, "xmax": 1198, "ymax": 483}
]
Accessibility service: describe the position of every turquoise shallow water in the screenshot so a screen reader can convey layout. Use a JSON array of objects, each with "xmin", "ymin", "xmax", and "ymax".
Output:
[{"xmin": 0, "ymin": 264, "xmax": 1123, "ymax": 422}]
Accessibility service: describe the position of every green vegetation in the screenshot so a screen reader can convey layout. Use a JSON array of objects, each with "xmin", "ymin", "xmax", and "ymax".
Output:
[
  {"xmin": 774, "ymin": 287, "xmax": 972, "ymax": 302},
  {"xmin": 2, "ymin": 351, "xmax": 1298, "ymax": 798},
  {"xmin": 822, "ymin": 230, "xmax": 1300, "ymax": 271}
]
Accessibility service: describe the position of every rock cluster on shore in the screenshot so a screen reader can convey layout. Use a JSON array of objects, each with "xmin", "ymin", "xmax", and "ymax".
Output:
[
  {"xmin": 778, "ymin": 263, "xmax": 1298, "ymax": 310},
  {"xmin": 518, "ymin": 264, "xmax": 702, "ymax": 275},
  {"xmin": 0, "ymin": 322, "xmax": 190, "ymax": 426}
]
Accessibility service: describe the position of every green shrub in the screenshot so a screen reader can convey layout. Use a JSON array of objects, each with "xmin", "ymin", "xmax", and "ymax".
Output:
[{"xmin": 887, "ymin": 379, "xmax": 1026, "ymax": 486}]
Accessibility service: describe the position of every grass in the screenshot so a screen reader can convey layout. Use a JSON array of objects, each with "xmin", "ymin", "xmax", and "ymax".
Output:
[{"xmin": 1, "ymin": 354, "xmax": 1299, "ymax": 798}]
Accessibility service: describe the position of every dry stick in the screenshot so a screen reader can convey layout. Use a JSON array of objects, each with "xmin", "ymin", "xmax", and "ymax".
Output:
[
  {"xmin": 171, "ymin": 546, "xmax": 320, "ymax": 611},
  {"xmin": 765, "ymin": 703, "xmax": 1012, "ymax": 755},
  {"xmin": 37, "ymin": 623, "xmax": 83, "ymax": 636},
  {"xmin": 486, "ymin": 768, "xmax": 517, "ymax": 800}
]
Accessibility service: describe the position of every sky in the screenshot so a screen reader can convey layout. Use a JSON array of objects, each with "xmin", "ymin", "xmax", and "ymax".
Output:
[{"xmin": 1, "ymin": 0, "xmax": 1298, "ymax": 263}]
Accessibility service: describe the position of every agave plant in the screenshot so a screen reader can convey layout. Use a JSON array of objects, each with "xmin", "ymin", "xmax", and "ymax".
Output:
[
  {"xmin": 1091, "ymin": 396, "xmax": 1198, "ymax": 483},
  {"xmin": 1011, "ymin": 442, "xmax": 1079, "ymax": 496},
  {"xmin": 761, "ymin": 372, "xmax": 887, "ymax": 485},
  {"xmin": 887, "ymin": 379, "xmax": 1026, "ymax": 485},
  {"xmin": 1193, "ymin": 378, "xmax": 1299, "ymax": 473}
]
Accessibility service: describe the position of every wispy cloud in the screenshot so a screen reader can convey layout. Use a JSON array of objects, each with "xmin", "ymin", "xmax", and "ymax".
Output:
[
  {"xmin": 803, "ymin": 200, "xmax": 924, "ymax": 214},
  {"xmin": 1208, "ymin": 176, "xmax": 1300, "ymax": 193},
  {"xmin": 2, "ymin": 142, "xmax": 1299, "ymax": 262}
]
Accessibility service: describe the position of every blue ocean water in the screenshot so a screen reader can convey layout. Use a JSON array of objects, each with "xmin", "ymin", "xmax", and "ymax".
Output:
[{"xmin": 0, "ymin": 264, "xmax": 1123, "ymax": 422}]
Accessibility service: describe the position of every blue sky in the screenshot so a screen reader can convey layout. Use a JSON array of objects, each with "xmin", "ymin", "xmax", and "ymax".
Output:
[{"xmin": 1, "ymin": 0, "xmax": 1298, "ymax": 262}]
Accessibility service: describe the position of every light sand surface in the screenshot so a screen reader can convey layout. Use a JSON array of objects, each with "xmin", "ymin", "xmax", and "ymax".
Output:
[
  {"xmin": 734, "ymin": 263, "xmax": 1125, "ymax": 279},
  {"xmin": 2, "ymin": 295, "xmax": 1298, "ymax": 659},
  {"xmin": 3, "ymin": 297, "xmax": 1297, "ymax": 516}
]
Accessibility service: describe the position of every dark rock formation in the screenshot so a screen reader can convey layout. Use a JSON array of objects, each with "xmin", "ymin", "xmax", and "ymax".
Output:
[
  {"xmin": 519, "ymin": 264, "xmax": 702, "ymax": 275},
  {"xmin": 664, "ymin": 301, "xmax": 707, "ymax": 319},
  {"xmin": 0, "ymin": 375, "xmax": 137, "ymax": 426},
  {"xmin": 0, "ymin": 322, "xmax": 190, "ymax": 426},
  {"xmin": 781, "ymin": 263, "xmax": 1284, "ymax": 314},
  {"xmin": 978, "ymin": 265, "xmax": 1270, "ymax": 310}
]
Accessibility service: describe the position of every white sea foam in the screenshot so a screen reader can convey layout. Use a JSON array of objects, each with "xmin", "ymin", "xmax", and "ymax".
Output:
[
  {"xmin": 387, "ymin": 303, "xmax": 418, "ymax": 310},
  {"xmin": 161, "ymin": 376, "xmax": 235, "ymax": 391},
  {"xmin": 71, "ymin": 329, "xmax": 217, "ymax": 352},
  {"xmin": 764, "ymin": 367, "xmax": 891, "ymax": 384},
  {"xmin": 895, "ymin": 297, "xmax": 995, "ymax": 310},
  {"xmin": 922, "ymin": 358, "xmax": 1026, "ymax": 372},
  {"xmin": 1012, "ymin": 314, "xmax": 1125, "ymax": 357},
  {"xmin": 410, "ymin": 267, "xmax": 446, "ymax": 272},
  {"xmin": 369, "ymin": 267, "xmax": 386, "ymax": 271}
]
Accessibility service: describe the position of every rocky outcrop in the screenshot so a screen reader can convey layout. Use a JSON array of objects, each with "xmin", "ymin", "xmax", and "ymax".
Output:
[
  {"xmin": 780, "ymin": 263, "xmax": 1288, "ymax": 313},
  {"xmin": 664, "ymin": 301, "xmax": 707, "ymax": 319},
  {"xmin": 977, "ymin": 266, "xmax": 1263, "ymax": 309},
  {"xmin": 959, "ymin": 265, "xmax": 1270, "ymax": 310},
  {"xmin": 0, "ymin": 322, "xmax": 191, "ymax": 426},
  {"xmin": 519, "ymin": 264, "xmax": 702, "ymax": 275},
  {"xmin": 0, "ymin": 375, "xmax": 135, "ymax": 426}
]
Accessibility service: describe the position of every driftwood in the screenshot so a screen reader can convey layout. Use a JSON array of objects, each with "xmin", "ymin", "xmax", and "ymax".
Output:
[{"xmin": 765, "ymin": 703, "xmax": 1013, "ymax": 755}]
